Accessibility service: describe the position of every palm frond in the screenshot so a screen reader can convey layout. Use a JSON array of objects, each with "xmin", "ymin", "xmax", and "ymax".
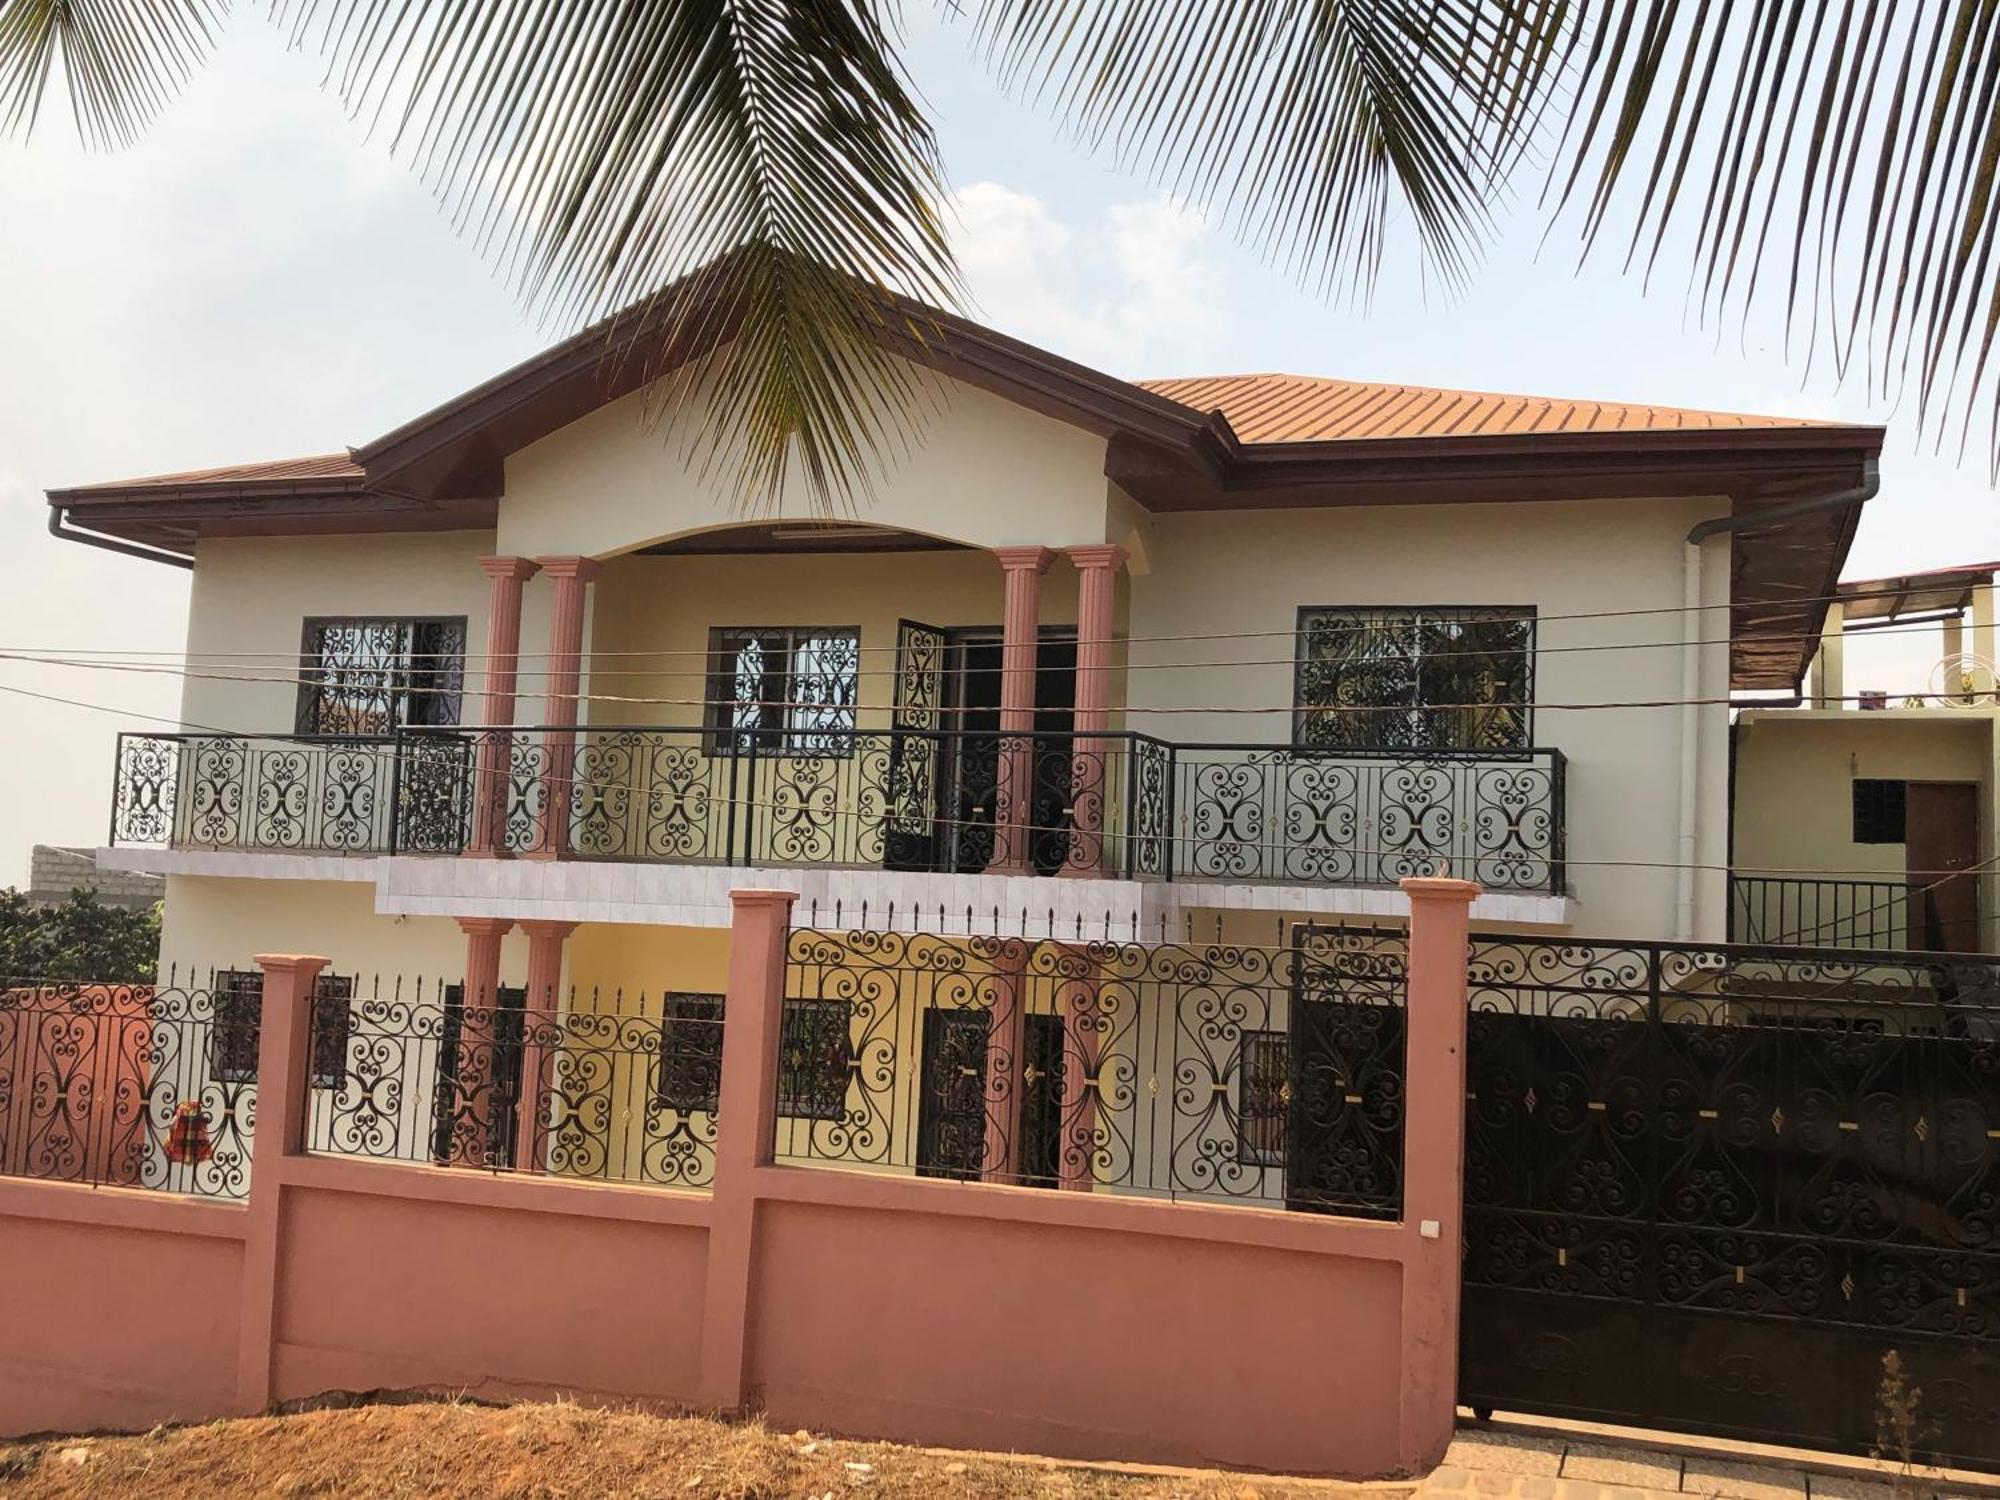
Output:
[
  {"xmin": 1536, "ymin": 0, "xmax": 2000, "ymax": 472},
  {"xmin": 272, "ymin": 0, "xmax": 958, "ymax": 509},
  {"xmin": 971, "ymin": 0, "xmax": 1575, "ymax": 299},
  {"xmin": 0, "ymin": 0, "xmax": 223, "ymax": 147}
]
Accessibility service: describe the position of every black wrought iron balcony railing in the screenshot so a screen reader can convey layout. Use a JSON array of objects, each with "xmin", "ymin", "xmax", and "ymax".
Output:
[
  {"xmin": 1728, "ymin": 873, "xmax": 1937, "ymax": 952},
  {"xmin": 111, "ymin": 726, "xmax": 1567, "ymax": 893}
]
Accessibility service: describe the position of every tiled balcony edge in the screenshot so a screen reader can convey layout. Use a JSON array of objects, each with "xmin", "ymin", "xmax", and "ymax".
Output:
[{"xmin": 100, "ymin": 846, "xmax": 1575, "ymax": 932}]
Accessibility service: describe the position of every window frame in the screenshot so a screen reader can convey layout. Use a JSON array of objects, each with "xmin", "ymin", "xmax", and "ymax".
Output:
[
  {"xmin": 778, "ymin": 997, "xmax": 851, "ymax": 1121},
  {"xmin": 213, "ymin": 970, "xmax": 354, "ymax": 1088},
  {"xmin": 1236, "ymin": 1028, "xmax": 1289, "ymax": 1168},
  {"xmin": 1852, "ymin": 778, "xmax": 1908, "ymax": 844},
  {"xmin": 653, "ymin": 992, "xmax": 726, "ymax": 1114},
  {"xmin": 703, "ymin": 625, "xmax": 862, "ymax": 758},
  {"xmin": 295, "ymin": 615, "xmax": 469, "ymax": 737},
  {"xmin": 1291, "ymin": 604, "xmax": 1538, "ymax": 754}
]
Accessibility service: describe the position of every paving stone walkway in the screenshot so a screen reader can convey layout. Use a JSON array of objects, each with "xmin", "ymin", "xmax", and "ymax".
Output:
[{"xmin": 1420, "ymin": 1427, "xmax": 1982, "ymax": 1500}]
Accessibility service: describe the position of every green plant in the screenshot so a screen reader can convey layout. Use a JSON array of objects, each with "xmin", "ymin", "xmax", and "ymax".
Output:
[{"xmin": 0, "ymin": 887, "xmax": 161, "ymax": 984}]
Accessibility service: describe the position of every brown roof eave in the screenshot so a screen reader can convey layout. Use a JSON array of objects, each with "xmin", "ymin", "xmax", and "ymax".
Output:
[
  {"xmin": 1230, "ymin": 420, "xmax": 1885, "ymax": 470},
  {"xmin": 48, "ymin": 475, "xmax": 372, "ymax": 508}
]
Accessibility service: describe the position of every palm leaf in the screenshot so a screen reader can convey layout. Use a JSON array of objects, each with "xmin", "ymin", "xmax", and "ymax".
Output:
[{"xmin": 0, "ymin": 0, "xmax": 222, "ymax": 147}]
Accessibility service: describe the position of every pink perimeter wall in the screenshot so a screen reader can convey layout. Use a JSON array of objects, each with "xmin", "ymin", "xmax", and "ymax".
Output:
[{"xmin": 0, "ymin": 881, "xmax": 1476, "ymax": 1478}]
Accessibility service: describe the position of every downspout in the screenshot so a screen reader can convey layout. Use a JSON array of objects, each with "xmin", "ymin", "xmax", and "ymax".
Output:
[
  {"xmin": 47, "ymin": 505, "xmax": 195, "ymax": 570},
  {"xmin": 1675, "ymin": 457, "xmax": 1881, "ymax": 939}
]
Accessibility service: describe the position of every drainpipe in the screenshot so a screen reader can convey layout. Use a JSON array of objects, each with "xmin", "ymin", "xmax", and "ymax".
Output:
[
  {"xmin": 1676, "ymin": 458, "xmax": 1881, "ymax": 939},
  {"xmin": 47, "ymin": 506, "xmax": 195, "ymax": 570}
]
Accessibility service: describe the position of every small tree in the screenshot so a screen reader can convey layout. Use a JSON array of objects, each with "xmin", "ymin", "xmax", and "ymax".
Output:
[{"xmin": 0, "ymin": 888, "xmax": 161, "ymax": 984}]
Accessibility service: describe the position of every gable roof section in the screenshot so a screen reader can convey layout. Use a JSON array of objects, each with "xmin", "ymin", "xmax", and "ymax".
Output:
[
  {"xmin": 1140, "ymin": 373, "xmax": 1837, "ymax": 443},
  {"xmin": 48, "ymin": 282, "xmax": 1884, "ymax": 692}
]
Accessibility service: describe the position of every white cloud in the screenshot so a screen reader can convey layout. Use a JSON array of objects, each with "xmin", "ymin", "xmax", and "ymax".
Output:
[{"xmin": 948, "ymin": 181, "xmax": 1228, "ymax": 378}]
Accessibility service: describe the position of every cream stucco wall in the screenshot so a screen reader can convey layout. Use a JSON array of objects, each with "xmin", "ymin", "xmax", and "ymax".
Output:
[
  {"xmin": 1124, "ymin": 497, "xmax": 1734, "ymax": 941},
  {"xmin": 498, "ymin": 363, "xmax": 1124, "ymax": 559},
  {"xmin": 178, "ymin": 530, "xmax": 570, "ymax": 731}
]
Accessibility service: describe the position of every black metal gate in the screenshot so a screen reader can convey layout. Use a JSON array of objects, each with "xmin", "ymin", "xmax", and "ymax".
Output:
[{"xmin": 1460, "ymin": 936, "xmax": 2000, "ymax": 1467}]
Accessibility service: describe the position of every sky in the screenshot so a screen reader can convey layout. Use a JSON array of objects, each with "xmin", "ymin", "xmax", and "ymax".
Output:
[{"xmin": 0, "ymin": 18, "xmax": 1991, "ymax": 885}]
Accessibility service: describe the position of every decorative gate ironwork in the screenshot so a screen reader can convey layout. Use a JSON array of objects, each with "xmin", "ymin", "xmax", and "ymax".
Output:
[{"xmin": 1460, "ymin": 936, "xmax": 2000, "ymax": 1467}]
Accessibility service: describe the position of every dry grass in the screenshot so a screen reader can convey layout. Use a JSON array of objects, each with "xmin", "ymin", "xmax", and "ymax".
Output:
[{"xmin": 0, "ymin": 1399, "xmax": 1401, "ymax": 1499}]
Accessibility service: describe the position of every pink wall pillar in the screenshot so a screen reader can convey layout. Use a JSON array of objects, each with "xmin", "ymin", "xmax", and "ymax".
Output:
[
  {"xmin": 513, "ymin": 920, "xmax": 575, "ymax": 1174},
  {"xmin": 527, "ymin": 556, "xmax": 603, "ymax": 859},
  {"xmin": 1396, "ymin": 875, "xmax": 1478, "ymax": 1472},
  {"xmin": 979, "ymin": 940, "xmax": 1031, "ymax": 1183},
  {"xmin": 990, "ymin": 546, "xmax": 1053, "ymax": 875},
  {"xmin": 450, "ymin": 916, "xmax": 513, "ymax": 1168},
  {"xmin": 1064, "ymin": 545, "xmax": 1125, "ymax": 876},
  {"xmin": 701, "ymin": 888, "xmax": 798, "ymax": 1411},
  {"xmin": 468, "ymin": 557, "xmax": 541, "ymax": 855},
  {"xmin": 237, "ymin": 951, "xmax": 329, "ymax": 1415}
]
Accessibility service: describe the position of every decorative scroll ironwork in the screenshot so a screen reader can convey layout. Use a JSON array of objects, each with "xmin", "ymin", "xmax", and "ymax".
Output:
[
  {"xmin": 778, "ymin": 925, "xmax": 1409, "ymax": 1215},
  {"xmin": 1172, "ymin": 745, "xmax": 1563, "ymax": 891},
  {"xmin": 106, "ymin": 725, "xmax": 1566, "ymax": 896},
  {"xmin": 304, "ymin": 978, "xmax": 722, "ymax": 1190},
  {"xmin": 1293, "ymin": 605, "xmax": 1535, "ymax": 752},
  {"xmin": 1460, "ymin": 934, "xmax": 2000, "ymax": 1467},
  {"xmin": 0, "ymin": 973, "xmax": 253, "ymax": 1200},
  {"xmin": 296, "ymin": 617, "xmax": 466, "ymax": 736}
]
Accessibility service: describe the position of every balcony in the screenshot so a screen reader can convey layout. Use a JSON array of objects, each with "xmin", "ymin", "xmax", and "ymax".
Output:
[
  {"xmin": 1728, "ymin": 874, "xmax": 1940, "ymax": 952},
  {"xmin": 109, "ymin": 726, "xmax": 1567, "ymax": 894}
]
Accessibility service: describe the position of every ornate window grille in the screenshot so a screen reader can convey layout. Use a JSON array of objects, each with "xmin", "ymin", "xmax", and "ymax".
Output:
[
  {"xmin": 704, "ymin": 627, "xmax": 860, "ymax": 756},
  {"xmin": 653, "ymin": 992, "xmax": 725, "ymax": 1113},
  {"xmin": 295, "ymin": 617, "xmax": 467, "ymax": 736},
  {"xmin": 777, "ymin": 997, "xmax": 850, "ymax": 1120},
  {"xmin": 212, "ymin": 970, "xmax": 353, "ymax": 1088},
  {"xmin": 1236, "ymin": 1029, "xmax": 1289, "ymax": 1167},
  {"xmin": 1293, "ymin": 605, "xmax": 1535, "ymax": 751}
]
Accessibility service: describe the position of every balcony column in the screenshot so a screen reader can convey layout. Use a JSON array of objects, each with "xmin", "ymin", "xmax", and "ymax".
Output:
[
  {"xmin": 469, "ymin": 557, "xmax": 541, "ymax": 855},
  {"xmin": 1064, "ymin": 544, "xmax": 1126, "ymax": 876},
  {"xmin": 514, "ymin": 919, "xmax": 575, "ymax": 1173},
  {"xmin": 991, "ymin": 546, "xmax": 1053, "ymax": 875},
  {"xmin": 528, "ymin": 556, "xmax": 604, "ymax": 859},
  {"xmin": 451, "ymin": 916, "xmax": 513, "ymax": 1167}
]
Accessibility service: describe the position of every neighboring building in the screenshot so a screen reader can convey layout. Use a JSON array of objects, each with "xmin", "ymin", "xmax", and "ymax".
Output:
[
  {"xmin": 23, "ymin": 844, "xmax": 163, "ymax": 912},
  {"xmin": 1733, "ymin": 562, "xmax": 1999, "ymax": 952}
]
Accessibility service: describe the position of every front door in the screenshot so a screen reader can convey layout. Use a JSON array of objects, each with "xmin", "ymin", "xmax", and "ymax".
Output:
[
  {"xmin": 1907, "ymin": 781, "xmax": 1980, "ymax": 951},
  {"xmin": 915, "ymin": 1008, "xmax": 989, "ymax": 1179},
  {"xmin": 885, "ymin": 620, "xmax": 948, "ymax": 872},
  {"xmin": 432, "ymin": 983, "xmax": 526, "ymax": 1167}
]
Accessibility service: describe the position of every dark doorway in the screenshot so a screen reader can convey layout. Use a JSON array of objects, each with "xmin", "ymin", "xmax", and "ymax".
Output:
[
  {"xmin": 1907, "ymin": 781, "xmax": 1981, "ymax": 951},
  {"xmin": 915, "ymin": 1008, "xmax": 988, "ymax": 1179},
  {"xmin": 432, "ymin": 983, "xmax": 526, "ymax": 1168},
  {"xmin": 934, "ymin": 627, "xmax": 1076, "ymax": 876}
]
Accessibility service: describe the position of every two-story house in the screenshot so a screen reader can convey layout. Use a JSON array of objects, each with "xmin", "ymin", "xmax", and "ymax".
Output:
[{"xmin": 51, "ymin": 283, "xmax": 1883, "ymax": 1184}]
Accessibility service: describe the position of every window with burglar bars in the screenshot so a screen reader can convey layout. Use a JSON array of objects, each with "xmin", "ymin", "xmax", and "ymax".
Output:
[
  {"xmin": 704, "ymin": 627, "xmax": 860, "ymax": 755},
  {"xmin": 778, "ymin": 997, "xmax": 850, "ymax": 1120},
  {"xmin": 653, "ymin": 993, "xmax": 725, "ymax": 1113},
  {"xmin": 1237, "ymin": 1029, "xmax": 1288, "ymax": 1167},
  {"xmin": 295, "ymin": 617, "xmax": 467, "ymax": 736},
  {"xmin": 211, "ymin": 970, "xmax": 354, "ymax": 1087},
  {"xmin": 1293, "ymin": 605, "xmax": 1534, "ymax": 751}
]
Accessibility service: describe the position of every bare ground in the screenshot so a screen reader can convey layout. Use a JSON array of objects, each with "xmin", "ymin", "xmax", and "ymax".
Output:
[{"xmin": 0, "ymin": 1399, "xmax": 1406, "ymax": 1499}]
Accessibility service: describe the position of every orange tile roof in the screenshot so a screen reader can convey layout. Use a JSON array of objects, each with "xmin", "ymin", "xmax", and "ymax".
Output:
[
  {"xmin": 1138, "ymin": 373, "xmax": 1836, "ymax": 445},
  {"xmin": 60, "ymin": 453, "xmax": 363, "ymax": 495}
]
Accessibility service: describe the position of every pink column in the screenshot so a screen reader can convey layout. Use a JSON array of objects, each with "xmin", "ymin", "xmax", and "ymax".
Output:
[
  {"xmin": 700, "ymin": 887, "xmax": 799, "ymax": 1411},
  {"xmin": 1397, "ymin": 874, "xmax": 1479, "ymax": 1472},
  {"xmin": 990, "ymin": 546, "xmax": 1053, "ymax": 875},
  {"xmin": 979, "ymin": 940, "xmax": 1031, "ymax": 1182},
  {"xmin": 513, "ymin": 919, "xmax": 575, "ymax": 1173},
  {"xmin": 450, "ymin": 916, "xmax": 512, "ymax": 1168},
  {"xmin": 237, "ymin": 951, "xmax": 329, "ymax": 1415},
  {"xmin": 527, "ymin": 555, "xmax": 603, "ymax": 859},
  {"xmin": 468, "ymin": 557, "xmax": 541, "ymax": 856},
  {"xmin": 1064, "ymin": 544, "xmax": 1126, "ymax": 876}
]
